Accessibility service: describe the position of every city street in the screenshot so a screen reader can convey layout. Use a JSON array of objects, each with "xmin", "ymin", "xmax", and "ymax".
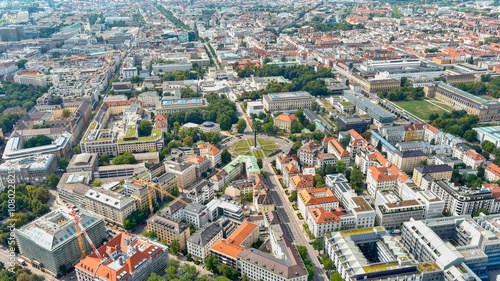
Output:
[{"xmin": 262, "ymin": 158, "xmax": 328, "ymax": 281}]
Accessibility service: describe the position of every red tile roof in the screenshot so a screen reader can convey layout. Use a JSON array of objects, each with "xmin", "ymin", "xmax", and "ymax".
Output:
[{"xmin": 275, "ymin": 114, "xmax": 298, "ymax": 123}]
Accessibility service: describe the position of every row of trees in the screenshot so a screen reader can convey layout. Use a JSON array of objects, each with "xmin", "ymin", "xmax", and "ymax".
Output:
[
  {"xmin": 147, "ymin": 259, "xmax": 234, "ymax": 281},
  {"xmin": 0, "ymin": 263, "xmax": 44, "ymax": 281}
]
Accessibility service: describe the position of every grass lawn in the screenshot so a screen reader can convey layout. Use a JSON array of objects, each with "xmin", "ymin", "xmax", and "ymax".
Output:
[
  {"xmin": 234, "ymin": 140, "xmax": 249, "ymax": 148},
  {"xmin": 478, "ymin": 95, "xmax": 498, "ymax": 101},
  {"xmin": 258, "ymin": 138, "xmax": 276, "ymax": 146},
  {"xmin": 395, "ymin": 100, "xmax": 447, "ymax": 121}
]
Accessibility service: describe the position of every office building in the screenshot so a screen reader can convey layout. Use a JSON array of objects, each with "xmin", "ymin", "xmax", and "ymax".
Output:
[
  {"xmin": 155, "ymin": 98, "xmax": 208, "ymax": 115},
  {"xmin": 147, "ymin": 213, "xmax": 190, "ymax": 249},
  {"xmin": 473, "ymin": 126, "xmax": 500, "ymax": 148},
  {"xmin": 185, "ymin": 155, "xmax": 211, "ymax": 178},
  {"xmin": 326, "ymin": 174, "xmax": 376, "ymax": 230},
  {"xmin": 425, "ymin": 82, "xmax": 500, "ymax": 122},
  {"xmin": 401, "ymin": 215, "xmax": 500, "ymax": 280},
  {"xmin": 165, "ymin": 161, "xmax": 196, "ymax": 191},
  {"xmin": 16, "ymin": 206, "xmax": 107, "ymax": 276},
  {"xmin": 187, "ymin": 221, "xmax": 224, "ymax": 260},
  {"xmin": 14, "ymin": 72, "xmax": 47, "ymax": 87},
  {"xmin": 210, "ymin": 222, "xmax": 259, "ymax": 268},
  {"xmin": 67, "ymin": 153, "xmax": 99, "ymax": 173},
  {"xmin": 343, "ymin": 90, "xmax": 394, "ymax": 127},
  {"xmin": 325, "ymin": 227, "xmax": 443, "ymax": 281},
  {"xmin": 0, "ymin": 154, "xmax": 57, "ymax": 186},
  {"xmin": 75, "ymin": 234, "xmax": 168, "ymax": 281},
  {"xmin": 3, "ymin": 132, "xmax": 72, "ymax": 160},
  {"xmin": 246, "ymin": 101, "xmax": 264, "ymax": 115},
  {"xmin": 56, "ymin": 172, "xmax": 92, "ymax": 207},
  {"xmin": 0, "ymin": 25, "xmax": 26, "ymax": 41},
  {"xmin": 205, "ymin": 198, "xmax": 245, "ymax": 221},
  {"xmin": 262, "ymin": 91, "xmax": 314, "ymax": 111},
  {"xmin": 84, "ymin": 188, "xmax": 136, "ymax": 227},
  {"xmin": 210, "ymin": 155, "xmax": 260, "ymax": 191},
  {"xmin": 337, "ymin": 114, "xmax": 370, "ymax": 133},
  {"xmin": 274, "ymin": 114, "xmax": 298, "ymax": 133},
  {"xmin": 289, "ymin": 174, "xmax": 314, "ymax": 191},
  {"xmin": 171, "ymin": 203, "xmax": 209, "ymax": 228},
  {"xmin": 413, "ymin": 165, "xmax": 453, "ymax": 186}
]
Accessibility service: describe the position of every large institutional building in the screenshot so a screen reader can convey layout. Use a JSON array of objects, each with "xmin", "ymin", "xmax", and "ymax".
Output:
[
  {"xmin": 424, "ymin": 81, "xmax": 500, "ymax": 122},
  {"xmin": 262, "ymin": 91, "xmax": 315, "ymax": 111},
  {"xmin": 0, "ymin": 154, "xmax": 58, "ymax": 186},
  {"xmin": 325, "ymin": 227, "xmax": 444, "ymax": 281},
  {"xmin": 81, "ymin": 98, "xmax": 164, "ymax": 156},
  {"xmin": 402, "ymin": 215, "xmax": 500, "ymax": 280},
  {"xmin": 15, "ymin": 206, "xmax": 107, "ymax": 276},
  {"xmin": 75, "ymin": 234, "xmax": 169, "ymax": 281}
]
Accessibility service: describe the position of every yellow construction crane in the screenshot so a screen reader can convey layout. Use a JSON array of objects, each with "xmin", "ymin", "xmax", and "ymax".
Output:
[
  {"xmin": 74, "ymin": 223, "xmax": 86, "ymax": 259},
  {"xmin": 71, "ymin": 55, "xmax": 89, "ymax": 68},
  {"xmin": 134, "ymin": 179, "xmax": 191, "ymax": 217}
]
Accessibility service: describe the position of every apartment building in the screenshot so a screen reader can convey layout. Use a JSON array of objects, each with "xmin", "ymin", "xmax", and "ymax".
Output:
[
  {"xmin": 374, "ymin": 191, "xmax": 426, "ymax": 230},
  {"xmin": 424, "ymin": 81, "xmax": 500, "ymax": 122},
  {"xmin": 16, "ymin": 206, "xmax": 107, "ymax": 276},
  {"xmin": 486, "ymin": 163, "xmax": 500, "ymax": 182},
  {"xmin": 404, "ymin": 123, "xmax": 426, "ymax": 141},
  {"xmin": 84, "ymin": 188, "xmax": 136, "ymax": 227},
  {"xmin": 274, "ymin": 113, "xmax": 298, "ymax": 133},
  {"xmin": 262, "ymin": 91, "xmax": 314, "ymax": 111},
  {"xmin": 289, "ymin": 174, "xmax": 314, "ymax": 190},
  {"xmin": 413, "ymin": 164, "xmax": 453, "ymax": 186},
  {"xmin": 147, "ymin": 213, "xmax": 190, "ymax": 249},
  {"xmin": 0, "ymin": 154, "xmax": 57, "ymax": 186},
  {"xmin": 298, "ymin": 188, "xmax": 339, "ymax": 219},
  {"xmin": 75, "ymin": 234, "xmax": 168, "ymax": 281},
  {"xmin": 429, "ymin": 180, "xmax": 494, "ymax": 216},
  {"xmin": 254, "ymin": 190, "xmax": 275, "ymax": 213},
  {"xmin": 165, "ymin": 160, "xmax": 196, "ymax": 191},
  {"xmin": 327, "ymin": 138, "xmax": 351, "ymax": 166},
  {"xmin": 390, "ymin": 150, "xmax": 427, "ymax": 173},
  {"xmin": 326, "ymin": 174, "xmax": 376, "ymax": 229},
  {"xmin": 183, "ymin": 179, "xmax": 214, "ymax": 204},
  {"xmin": 210, "ymin": 155, "xmax": 260, "ymax": 191},
  {"xmin": 282, "ymin": 163, "xmax": 301, "ymax": 187},
  {"xmin": 307, "ymin": 207, "xmax": 342, "ymax": 237},
  {"xmin": 14, "ymin": 71, "xmax": 47, "ymax": 86},
  {"xmin": 198, "ymin": 143, "xmax": 222, "ymax": 168},
  {"xmin": 297, "ymin": 141, "xmax": 323, "ymax": 166}
]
